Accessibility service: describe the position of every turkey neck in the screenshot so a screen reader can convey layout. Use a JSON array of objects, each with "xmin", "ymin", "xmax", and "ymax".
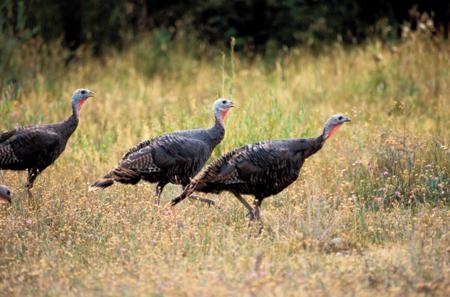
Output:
[
  {"xmin": 291, "ymin": 133, "xmax": 325, "ymax": 160},
  {"xmin": 206, "ymin": 116, "xmax": 225, "ymax": 148},
  {"xmin": 299, "ymin": 125, "xmax": 333, "ymax": 158},
  {"xmin": 293, "ymin": 119, "xmax": 344, "ymax": 158},
  {"xmin": 53, "ymin": 105, "xmax": 80, "ymax": 140}
]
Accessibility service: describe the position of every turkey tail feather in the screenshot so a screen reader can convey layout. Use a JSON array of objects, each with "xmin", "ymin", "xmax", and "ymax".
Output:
[
  {"xmin": 88, "ymin": 178, "xmax": 114, "ymax": 192},
  {"xmin": 89, "ymin": 167, "xmax": 140, "ymax": 192},
  {"xmin": 169, "ymin": 182, "xmax": 198, "ymax": 206}
]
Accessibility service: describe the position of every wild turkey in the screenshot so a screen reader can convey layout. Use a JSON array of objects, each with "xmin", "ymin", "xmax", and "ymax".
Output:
[
  {"xmin": 89, "ymin": 98, "xmax": 234, "ymax": 203},
  {"xmin": 0, "ymin": 185, "xmax": 11, "ymax": 203},
  {"xmin": 170, "ymin": 114, "xmax": 351, "ymax": 219},
  {"xmin": 0, "ymin": 89, "xmax": 94, "ymax": 194}
]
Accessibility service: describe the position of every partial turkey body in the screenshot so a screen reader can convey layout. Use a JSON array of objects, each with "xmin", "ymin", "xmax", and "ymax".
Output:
[{"xmin": 0, "ymin": 185, "xmax": 11, "ymax": 203}]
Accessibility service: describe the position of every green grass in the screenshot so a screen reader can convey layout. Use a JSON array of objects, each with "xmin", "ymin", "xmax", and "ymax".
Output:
[{"xmin": 0, "ymin": 30, "xmax": 449, "ymax": 296}]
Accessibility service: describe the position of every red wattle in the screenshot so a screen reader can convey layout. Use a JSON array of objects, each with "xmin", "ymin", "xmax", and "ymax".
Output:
[
  {"xmin": 326, "ymin": 124, "xmax": 342, "ymax": 141},
  {"xmin": 220, "ymin": 109, "xmax": 229, "ymax": 122},
  {"xmin": 322, "ymin": 124, "xmax": 342, "ymax": 144},
  {"xmin": 77, "ymin": 99, "xmax": 86, "ymax": 112}
]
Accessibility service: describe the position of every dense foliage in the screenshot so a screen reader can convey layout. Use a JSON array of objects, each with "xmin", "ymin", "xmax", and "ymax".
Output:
[{"xmin": 1, "ymin": 0, "xmax": 449, "ymax": 54}]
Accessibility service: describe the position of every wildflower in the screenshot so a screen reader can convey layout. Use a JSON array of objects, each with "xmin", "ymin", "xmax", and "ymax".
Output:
[
  {"xmin": 163, "ymin": 281, "xmax": 174, "ymax": 289},
  {"xmin": 395, "ymin": 191, "xmax": 402, "ymax": 198},
  {"xmin": 374, "ymin": 197, "xmax": 384, "ymax": 203},
  {"xmin": 259, "ymin": 271, "xmax": 268, "ymax": 278},
  {"xmin": 383, "ymin": 171, "xmax": 389, "ymax": 177}
]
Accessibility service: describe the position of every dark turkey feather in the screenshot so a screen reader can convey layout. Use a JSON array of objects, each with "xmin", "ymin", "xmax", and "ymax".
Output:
[
  {"xmin": 117, "ymin": 134, "xmax": 211, "ymax": 185},
  {"xmin": 0, "ymin": 129, "xmax": 62, "ymax": 170}
]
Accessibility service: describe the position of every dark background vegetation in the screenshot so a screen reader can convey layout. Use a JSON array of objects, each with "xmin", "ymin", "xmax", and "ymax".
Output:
[{"xmin": 1, "ymin": 0, "xmax": 449, "ymax": 55}]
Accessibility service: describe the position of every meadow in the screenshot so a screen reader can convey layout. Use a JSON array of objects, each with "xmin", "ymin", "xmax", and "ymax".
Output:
[{"xmin": 0, "ymin": 28, "xmax": 449, "ymax": 296}]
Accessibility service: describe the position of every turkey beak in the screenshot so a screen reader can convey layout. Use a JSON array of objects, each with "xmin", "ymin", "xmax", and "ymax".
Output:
[
  {"xmin": 87, "ymin": 91, "xmax": 95, "ymax": 98},
  {"xmin": 344, "ymin": 117, "xmax": 351, "ymax": 122},
  {"xmin": 229, "ymin": 102, "xmax": 235, "ymax": 108}
]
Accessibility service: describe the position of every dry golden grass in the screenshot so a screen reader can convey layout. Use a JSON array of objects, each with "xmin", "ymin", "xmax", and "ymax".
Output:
[{"xmin": 0, "ymin": 31, "xmax": 449, "ymax": 296}]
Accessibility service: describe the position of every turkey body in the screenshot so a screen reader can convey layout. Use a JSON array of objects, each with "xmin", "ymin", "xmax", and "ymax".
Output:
[
  {"xmin": 171, "ymin": 138, "xmax": 322, "ymax": 206},
  {"xmin": 111, "ymin": 127, "xmax": 223, "ymax": 187},
  {"xmin": 0, "ymin": 115, "xmax": 79, "ymax": 190},
  {"xmin": 0, "ymin": 122, "xmax": 76, "ymax": 172}
]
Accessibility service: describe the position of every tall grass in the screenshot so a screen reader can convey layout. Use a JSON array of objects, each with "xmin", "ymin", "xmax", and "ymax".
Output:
[{"xmin": 0, "ymin": 28, "xmax": 449, "ymax": 296}]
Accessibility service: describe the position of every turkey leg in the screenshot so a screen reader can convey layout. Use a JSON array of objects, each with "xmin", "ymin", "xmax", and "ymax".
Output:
[
  {"xmin": 25, "ymin": 169, "xmax": 39, "ymax": 197},
  {"xmin": 154, "ymin": 181, "xmax": 168, "ymax": 205},
  {"xmin": 189, "ymin": 194, "xmax": 216, "ymax": 206},
  {"xmin": 253, "ymin": 199, "xmax": 262, "ymax": 220},
  {"xmin": 233, "ymin": 193, "xmax": 257, "ymax": 219}
]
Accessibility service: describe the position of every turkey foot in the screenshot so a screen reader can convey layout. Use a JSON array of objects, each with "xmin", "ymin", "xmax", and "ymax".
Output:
[{"xmin": 189, "ymin": 195, "xmax": 216, "ymax": 206}]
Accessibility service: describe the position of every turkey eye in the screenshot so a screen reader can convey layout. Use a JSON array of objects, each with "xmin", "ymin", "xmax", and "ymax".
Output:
[
  {"xmin": 338, "ymin": 116, "xmax": 343, "ymax": 120},
  {"xmin": 222, "ymin": 100, "xmax": 227, "ymax": 104},
  {"xmin": 6, "ymin": 190, "xmax": 10, "ymax": 195},
  {"xmin": 81, "ymin": 90, "xmax": 86, "ymax": 94}
]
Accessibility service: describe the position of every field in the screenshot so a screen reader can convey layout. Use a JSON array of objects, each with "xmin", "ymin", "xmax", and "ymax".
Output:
[{"xmin": 0, "ymin": 30, "xmax": 449, "ymax": 296}]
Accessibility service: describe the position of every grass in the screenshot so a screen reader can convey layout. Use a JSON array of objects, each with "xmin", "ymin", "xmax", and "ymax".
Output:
[{"xmin": 0, "ymin": 29, "xmax": 449, "ymax": 296}]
